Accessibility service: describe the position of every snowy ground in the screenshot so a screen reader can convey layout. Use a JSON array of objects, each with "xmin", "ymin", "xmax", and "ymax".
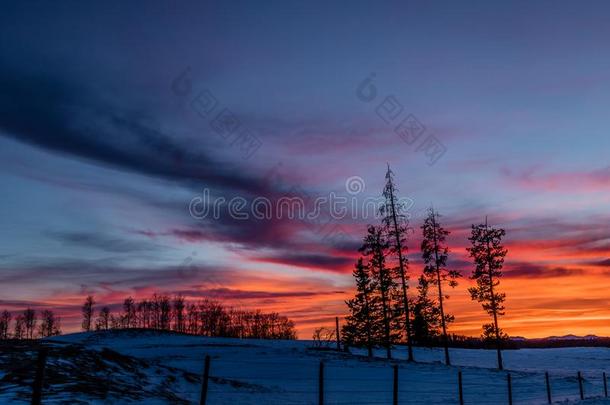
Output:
[{"xmin": 1, "ymin": 330, "xmax": 610, "ymax": 404}]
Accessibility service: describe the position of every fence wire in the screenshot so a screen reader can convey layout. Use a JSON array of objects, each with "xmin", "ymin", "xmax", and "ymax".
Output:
[{"xmin": 201, "ymin": 357, "xmax": 610, "ymax": 405}]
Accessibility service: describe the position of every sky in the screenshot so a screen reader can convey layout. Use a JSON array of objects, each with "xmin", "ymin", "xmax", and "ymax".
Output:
[{"xmin": 2, "ymin": 1, "xmax": 610, "ymax": 339}]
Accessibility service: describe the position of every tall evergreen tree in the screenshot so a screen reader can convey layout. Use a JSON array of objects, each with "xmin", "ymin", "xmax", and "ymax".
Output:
[
  {"xmin": 343, "ymin": 258, "xmax": 381, "ymax": 356},
  {"xmin": 380, "ymin": 165, "xmax": 414, "ymax": 361},
  {"xmin": 359, "ymin": 225, "xmax": 400, "ymax": 358},
  {"xmin": 467, "ymin": 217, "xmax": 508, "ymax": 370},
  {"xmin": 82, "ymin": 295, "xmax": 95, "ymax": 332},
  {"xmin": 421, "ymin": 207, "xmax": 461, "ymax": 365},
  {"xmin": 411, "ymin": 275, "xmax": 442, "ymax": 344},
  {"xmin": 482, "ymin": 322, "xmax": 508, "ymax": 343}
]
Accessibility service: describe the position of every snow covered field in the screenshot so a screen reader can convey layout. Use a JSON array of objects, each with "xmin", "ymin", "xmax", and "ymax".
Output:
[{"xmin": 1, "ymin": 330, "xmax": 610, "ymax": 404}]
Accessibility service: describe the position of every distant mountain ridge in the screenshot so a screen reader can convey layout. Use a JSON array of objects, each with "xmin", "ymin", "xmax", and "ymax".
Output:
[
  {"xmin": 510, "ymin": 334, "xmax": 601, "ymax": 341},
  {"xmin": 546, "ymin": 334, "xmax": 599, "ymax": 341}
]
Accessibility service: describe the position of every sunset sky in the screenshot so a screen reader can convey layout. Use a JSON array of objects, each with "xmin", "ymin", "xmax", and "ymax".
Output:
[{"xmin": 2, "ymin": 2, "xmax": 610, "ymax": 339}]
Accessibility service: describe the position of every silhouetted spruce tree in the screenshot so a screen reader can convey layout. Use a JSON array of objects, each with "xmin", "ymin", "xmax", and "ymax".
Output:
[
  {"xmin": 411, "ymin": 275, "xmax": 442, "ymax": 344},
  {"xmin": 380, "ymin": 165, "xmax": 414, "ymax": 361},
  {"xmin": 421, "ymin": 207, "xmax": 461, "ymax": 365},
  {"xmin": 482, "ymin": 322, "xmax": 508, "ymax": 343},
  {"xmin": 467, "ymin": 217, "xmax": 508, "ymax": 370},
  {"xmin": 0, "ymin": 311, "xmax": 11, "ymax": 339},
  {"xmin": 343, "ymin": 258, "xmax": 381, "ymax": 356},
  {"xmin": 389, "ymin": 281, "xmax": 406, "ymax": 344},
  {"xmin": 82, "ymin": 295, "xmax": 95, "ymax": 332},
  {"xmin": 359, "ymin": 225, "xmax": 400, "ymax": 358}
]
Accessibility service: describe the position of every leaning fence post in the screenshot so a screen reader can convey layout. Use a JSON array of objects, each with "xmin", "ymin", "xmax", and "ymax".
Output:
[
  {"xmin": 319, "ymin": 361, "xmax": 324, "ymax": 405},
  {"xmin": 507, "ymin": 372, "xmax": 513, "ymax": 405},
  {"xmin": 545, "ymin": 371, "xmax": 551, "ymax": 404},
  {"xmin": 393, "ymin": 364, "xmax": 398, "ymax": 405},
  {"xmin": 458, "ymin": 370, "xmax": 464, "ymax": 405},
  {"xmin": 31, "ymin": 347, "xmax": 48, "ymax": 405},
  {"xmin": 578, "ymin": 371, "xmax": 584, "ymax": 400},
  {"xmin": 604, "ymin": 371, "xmax": 608, "ymax": 398},
  {"xmin": 199, "ymin": 355, "xmax": 210, "ymax": 405}
]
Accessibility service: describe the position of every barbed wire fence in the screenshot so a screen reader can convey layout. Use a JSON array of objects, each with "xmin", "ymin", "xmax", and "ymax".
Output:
[
  {"xmin": 24, "ymin": 343, "xmax": 610, "ymax": 404},
  {"xmin": 196, "ymin": 355, "xmax": 610, "ymax": 405}
]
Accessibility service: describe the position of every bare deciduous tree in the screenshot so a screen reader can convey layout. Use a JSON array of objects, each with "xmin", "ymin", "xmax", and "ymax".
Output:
[
  {"xmin": 39, "ymin": 310, "xmax": 61, "ymax": 337},
  {"xmin": 82, "ymin": 295, "xmax": 95, "ymax": 332},
  {"xmin": 0, "ymin": 310, "xmax": 11, "ymax": 339}
]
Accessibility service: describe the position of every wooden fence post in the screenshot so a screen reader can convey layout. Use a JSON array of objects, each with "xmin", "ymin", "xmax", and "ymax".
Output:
[
  {"xmin": 31, "ymin": 347, "xmax": 48, "ymax": 405},
  {"xmin": 393, "ymin": 364, "xmax": 398, "ymax": 405},
  {"xmin": 545, "ymin": 371, "xmax": 551, "ymax": 404},
  {"xmin": 507, "ymin": 373, "xmax": 513, "ymax": 405},
  {"xmin": 335, "ymin": 316, "xmax": 341, "ymax": 351},
  {"xmin": 319, "ymin": 361, "xmax": 324, "ymax": 405},
  {"xmin": 458, "ymin": 370, "xmax": 464, "ymax": 405},
  {"xmin": 604, "ymin": 371, "xmax": 608, "ymax": 398},
  {"xmin": 578, "ymin": 371, "xmax": 584, "ymax": 400},
  {"xmin": 199, "ymin": 355, "xmax": 210, "ymax": 405}
]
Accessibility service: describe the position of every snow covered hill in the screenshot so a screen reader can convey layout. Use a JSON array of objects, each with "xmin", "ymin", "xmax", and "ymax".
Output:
[{"xmin": 1, "ymin": 330, "xmax": 610, "ymax": 404}]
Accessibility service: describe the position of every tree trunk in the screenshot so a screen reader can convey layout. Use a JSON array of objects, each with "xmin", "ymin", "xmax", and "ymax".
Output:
[
  {"xmin": 485, "ymin": 219, "xmax": 503, "ymax": 370},
  {"xmin": 431, "ymin": 210, "xmax": 450, "ymax": 365},
  {"xmin": 363, "ymin": 290, "xmax": 374, "ymax": 357},
  {"xmin": 379, "ymin": 279, "xmax": 392, "ymax": 359},
  {"xmin": 388, "ymin": 182, "xmax": 414, "ymax": 361}
]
